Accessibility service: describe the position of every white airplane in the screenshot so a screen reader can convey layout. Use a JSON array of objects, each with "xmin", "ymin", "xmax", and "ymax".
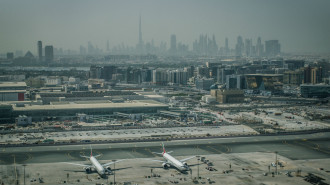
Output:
[
  {"xmin": 64, "ymin": 146, "xmax": 124, "ymax": 178},
  {"xmin": 149, "ymin": 142, "xmax": 195, "ymax": 172}
]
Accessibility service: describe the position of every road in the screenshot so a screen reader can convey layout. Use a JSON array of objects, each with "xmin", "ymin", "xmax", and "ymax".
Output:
[{"xmin": 0, "ymin": 132, "xmax": 329, "ymax": 165}]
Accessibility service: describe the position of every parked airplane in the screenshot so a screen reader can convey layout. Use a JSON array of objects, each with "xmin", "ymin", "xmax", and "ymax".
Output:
[
  {"xmin": 149, "ymin": 142, "xmax": 195, "ymax": 172},
  {"xmin": 64, "ymin": 145, "xmax": 124, "ymax": 178}
]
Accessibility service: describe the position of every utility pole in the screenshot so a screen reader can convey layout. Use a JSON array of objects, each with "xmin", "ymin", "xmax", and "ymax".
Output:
[{"xmin": 113, "ymin": 160, "xmax": 116, "ymax": 185}]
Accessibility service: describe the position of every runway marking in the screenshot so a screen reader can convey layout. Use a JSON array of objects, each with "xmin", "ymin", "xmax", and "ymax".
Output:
[
  {"xmin": 2, "ymin": 148, "xmax": 5, "ymax": 152},
  {"xmin": 57, "ymin": 147, "xmax": 60, "ymax": 150},
  {"xmin": 206, "ymin": 145, "xmax": 223, "ymax": 154},
  {"xmin": 29, "ymin": 148, "xmax": 32, "ymax": 151},
  {"xmin": 22, "ymin": 153, "xmax": 33, "ymax": 163},
  {"xmin": 293, "ymin": 141, "xmax": 330, "ymax": 155},
  {"xmin": 224, "ymin": 145, "xmax": 232, "ymax": 153}
]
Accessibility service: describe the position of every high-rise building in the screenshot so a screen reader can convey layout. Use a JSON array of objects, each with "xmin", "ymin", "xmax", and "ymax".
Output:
[
  {"xmin": 225, "ymin": 37, "xmax": 229, "ymax": 56},
  {"xmin": 304, "ymin": 66, "xmax": 322, "ymax": 84},
  {"xmin": 45, "ymin": 45, "xmax": 54, "ymax": 63},
  {"xmin": 226, "ymin": 74, "xmax": 245, "ymax": 89},
  {"xmin": 245, "ymin": 39, "xmax": 252, "ymax": 57},
  {"xmin": 170, "ymin": 34, "xmax": 177, "ymax": 55},
  {"xmin": 139, "ymin": 14, "xmax": 142, "ymax": 47},
  {"xmin": 137, "ymin": 14, "xmax": 144, "ymax": 54},
  {"xmin": 38, "ymin": 41, "xmax": 42, "ymax": 61},
  {"xmin": 152, "ymin": 69, "xmax": 168, "ymax": 85},
  {"xmin": 217, "ymin": 68, "xmax": 235, "ymax": 84},
  {"xmin": 265, "ymin": 40, "xmax": 280, "ymax": 57},
  {"xmin": 235, "ymin": 36, "xmax": 244, "ymax": 57},
  {"xmin": 256, "ymin": 37, "xmax": 264, "ymax": 57}
]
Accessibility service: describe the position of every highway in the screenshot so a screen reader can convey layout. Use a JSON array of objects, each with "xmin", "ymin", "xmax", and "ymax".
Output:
[{"xmin": 0, "ymin": 132, "xmax": 329, "ymax": 165}]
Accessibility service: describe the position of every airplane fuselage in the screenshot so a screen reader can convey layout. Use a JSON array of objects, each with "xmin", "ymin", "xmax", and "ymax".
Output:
[
  {"xmin": 163, "ymin": 153, "xmax": 189, "ymax": 171},
  {"xmin": 90, "ymin": 156, "xmax": 106, "ymax": 176}
]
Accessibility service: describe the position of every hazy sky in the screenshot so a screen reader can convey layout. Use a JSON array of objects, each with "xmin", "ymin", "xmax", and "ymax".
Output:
[{"xmin": 1, "ymin": 0, "xmax": 330, "ymax": 54}]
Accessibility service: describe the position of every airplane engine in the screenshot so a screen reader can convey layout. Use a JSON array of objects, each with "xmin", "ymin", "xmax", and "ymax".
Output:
[
  {"xmin": 183, "ymin": 162, "xmax": 188, "ymax": 166},
  {"xmin": 107, "ymin": 167, "xmax": 111, "ymax": 171},
  {"xmin": 162, "ymin": 163, "xmax": 170, "ymax": 169},
  {"xmin": 85, "ymin": 167, "xmax": 92, "ymax": 173}
]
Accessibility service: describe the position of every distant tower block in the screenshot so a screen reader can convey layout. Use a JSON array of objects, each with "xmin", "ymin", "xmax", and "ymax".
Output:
[
  {"xmin": 45, "ymin": 45, "xmax": 54, "ymax": 63},
  {"xmin": 38, "ymin": 41, "xmax": 42, "ymax": 61}
]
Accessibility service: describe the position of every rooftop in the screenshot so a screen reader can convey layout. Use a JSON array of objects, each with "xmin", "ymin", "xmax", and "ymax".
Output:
[
  {"xmin": 0, "ymin": 82, "xmax": 27, "ymax": 87},
  {"xmin": 13, "ymin": 100, "xmax": 168, "ymax": 111}
]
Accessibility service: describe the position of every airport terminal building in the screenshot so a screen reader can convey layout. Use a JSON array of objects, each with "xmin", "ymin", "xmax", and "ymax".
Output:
[{"xmin": 2, "ymin": 100, "xmax": 168, "ymax": 122}]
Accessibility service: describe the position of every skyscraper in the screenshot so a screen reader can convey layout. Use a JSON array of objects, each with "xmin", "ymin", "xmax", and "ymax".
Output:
[
  {"xmin": 225, "ymin": 37, "xmax": 229, "ymax": 56},
  {"xmin": 235, "ymin": 36, "xmax": 244, "ymax": 57},
  {"xmin": 45, "ymin": 45, "xmax": 54, "ymax": 63},
  {"xmin": 245, "ymin": 39, "xmax": 252, "ymax": 57},
  {"xmin": 265, "ymin": 40, "xmax": 280, "ymax": 57},
  {"xmin": 256, "ymin": 37, "xmax": 264, "ymax": 57},
  {"xmin": 170, "ymin": 34, "xmax": 177, "ymax": 55},
  {"xmin": 38, "ymin": 41, "xmax": 42, "ymax": 61},
  {"xmin": 137, "ymin": 14, "xmax": 144, "ymax": 54},
  {"xmin": 139, "ymin": 14, "xmax": 142, "ymax": 47}
]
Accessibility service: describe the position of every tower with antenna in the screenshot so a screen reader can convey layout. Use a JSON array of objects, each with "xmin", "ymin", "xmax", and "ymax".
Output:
[{"xmin": 137, "ymin": 14, "xmax": 144, "ymax": 54}]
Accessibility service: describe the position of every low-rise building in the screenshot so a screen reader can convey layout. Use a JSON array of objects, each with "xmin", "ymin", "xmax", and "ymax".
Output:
[
  {"xmin": 300, "ymin": 84, "xmax": 330, "ymax": 98},
  {"xmin": 211, "ymin": 89, "xmax": 244, "ymax": 104}
]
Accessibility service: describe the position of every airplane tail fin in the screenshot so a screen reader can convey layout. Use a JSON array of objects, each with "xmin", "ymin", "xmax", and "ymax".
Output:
[{"xmin": 162, "ymin": 142, "xmax": 166, "ymax": 154}]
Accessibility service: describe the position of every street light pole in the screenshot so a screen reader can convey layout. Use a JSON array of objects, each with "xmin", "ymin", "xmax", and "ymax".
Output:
[
  {"xmin": 22, "ymin": 164, "xmax": 26, "ymax": 185},
  {"xmin": 196, "ymin": 155, "xmax": 200, "ymax": 180},
  {"xmin": 275, "ymin": 151, "xmax": 278, "ymax": 175}
]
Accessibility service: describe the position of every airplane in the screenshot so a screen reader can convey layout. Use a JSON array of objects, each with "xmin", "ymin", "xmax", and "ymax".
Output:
[
  {"xmin": 64, "ymin": 145, "xmax": 124, "ymax": 178},
  {"xmin": 148, "ymin": 142, "xmax": 195, "ymax": 172}
]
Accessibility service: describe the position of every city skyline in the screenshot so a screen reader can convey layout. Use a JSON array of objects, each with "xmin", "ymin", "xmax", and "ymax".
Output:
[{"xmin": 1, "ymin": 0, "xmax": 330, "ymax": 54}]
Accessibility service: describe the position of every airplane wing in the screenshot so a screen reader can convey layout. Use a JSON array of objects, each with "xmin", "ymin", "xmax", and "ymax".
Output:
[
  {"xmin": 152, "ymin": 151, "xmax": 173, "ymax": 155},
  {"xmin": 62, "ymin": 162, "xmax": 91, "ymax": 168},
  {"xmin": 180, "ymin": 156, "xmax": 195, "ymax": 162},
  {"xmin": 147, "ymin": 159, "xmax": 166, "ymax": 163},
  {"xmin": 102, "ymin": 159, "xmax": 125, "ymax": 167}
]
